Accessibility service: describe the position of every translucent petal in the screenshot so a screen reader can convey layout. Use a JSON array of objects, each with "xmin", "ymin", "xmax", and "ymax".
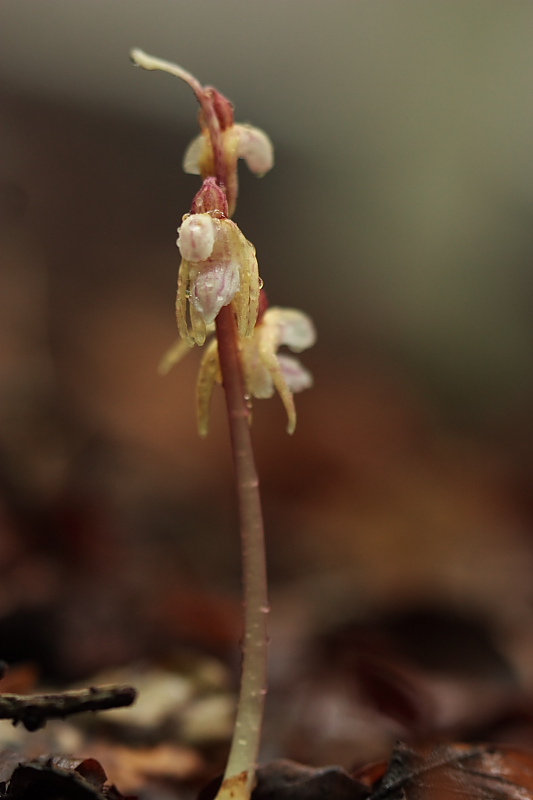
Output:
[
  {"xmin": 189, "ymin": 295, "xmax": 208, "ymax": 346},
  {"xmin": 265, "ymin": 308, "xmax": 317, "ymax": 352},
  {"xmin": 176, "ymin": 260, "xmax": 195, "ymax": 346},
  {"xmin": 191, "ymin": 262, "xmax": 241, "ymax": 324},
  {"xmin": 196, "ymin": 340, "xmax": 221, "ymax": 437},
  {"xmin": 182, "ymin": 134, "xmax": 205, "ymax": 175},
  {"xmin": 277, "ymin": 354, "xmax": 313, "ymax": 393},
  {"xmin": 233, "ymin": 239, "xmax": 260, "ymax": 338},
  {"xmin": 217, "ymin": 222, "xmax": 260, "ymax": 338},
  {"xmin": 257, "ymin": 340, "xmax": 297, "ymax": 434},
  {"xmin": 177, "ymin": 214, "xmax": 215, "ymax": 262},
  {"xmin": 158, "ymin": 338, "xmax": 192, "ymax": 375},
  {"xmin": 235, "ymin": 124, "xmax": 274, "ymax": 176},
  {"xmin": 245, "ymin": 357, "xmax": 274, "ymax": 399}
]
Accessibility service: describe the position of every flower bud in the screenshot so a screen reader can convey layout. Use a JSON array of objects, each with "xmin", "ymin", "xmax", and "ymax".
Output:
[{"xmin": 191, "ymin": 177, "xmax": 228, "ymax": 215}]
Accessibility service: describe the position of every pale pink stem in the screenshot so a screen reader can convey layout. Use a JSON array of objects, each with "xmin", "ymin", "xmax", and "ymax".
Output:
[{"xmin": 214, "ymin": 305, "xmax": 268, "ymax": 800}]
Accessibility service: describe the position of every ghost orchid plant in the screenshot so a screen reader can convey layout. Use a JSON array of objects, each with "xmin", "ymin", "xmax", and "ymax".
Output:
[{"xmin": 131, "ymin": 48, "xmax": 315, "ymax": 800}]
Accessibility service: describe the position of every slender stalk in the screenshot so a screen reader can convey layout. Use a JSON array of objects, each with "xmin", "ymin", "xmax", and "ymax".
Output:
[
  {"xmin": 215, "ymin": 304, "xmax": 269, "ymax": 800},
  {"xmin": 130, "ymin": 49, "xmax": 269, "ymax": 799},
  {"xmin": 130, "ymin": 48, "xmax": 230, "ymax": 205}
]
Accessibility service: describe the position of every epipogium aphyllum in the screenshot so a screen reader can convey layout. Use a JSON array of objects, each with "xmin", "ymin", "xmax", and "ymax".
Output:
[{"xmin": 131, "ymin": 49, "xmax": 315, "ymax": 800}]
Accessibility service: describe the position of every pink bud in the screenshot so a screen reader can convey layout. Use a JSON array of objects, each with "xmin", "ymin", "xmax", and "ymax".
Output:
[
  {"xmin": 191, "ymin": 178, "xmax": 228, "ymax": 215},
  {"xmin": 177, "ymin": 214, "xmax": 215, "ymax": 262}
]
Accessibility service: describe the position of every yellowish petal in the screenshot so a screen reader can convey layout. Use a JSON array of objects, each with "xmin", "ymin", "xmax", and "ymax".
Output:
[
  {"xmin": 233, "ymin": 236, "xmax": 260, "ymax": 338},
  {"xmin": 182, "ymin": 134, "xmax": 205, "ymax": 175},
  {"xmin": 241, "ymin": 338, "xmax": 274, "ymax": 399},
  {"xmin": 196, "ymin": 339, "xmax": 221, "ymax": 437},
  {"xmin": 158, "ymin": 338, "xmax": 192, "ymax": 375},
  {"xmin": 189, "ymin": 296, "xmax": 208, "ymax": 346},
  {"xmin": 186, "ymin": 130, "xmax": 215, "ymax": 178},
  {"xmin": 176, "ymin": 261, "xmax": 194, "ymax": 346},
  {"xmin": 257, "ymin": 340, "xmax": 297, "ymax": 435}
]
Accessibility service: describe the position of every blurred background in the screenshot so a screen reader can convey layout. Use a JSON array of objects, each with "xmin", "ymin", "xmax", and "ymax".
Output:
[{"xmin": 2, "ymin": 0, "xmax": 533, "ymax": 769}]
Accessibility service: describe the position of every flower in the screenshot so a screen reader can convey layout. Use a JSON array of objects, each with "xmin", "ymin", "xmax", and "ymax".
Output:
[
  {"xmin": 133, "ymin": 50, "xmax": 315, "ymax": 434},
  {"xmin": 176, "ymin": 179, "xmax": 262, "ymax": 347},
  {"xmin": 196, "ymin": 307, "xmax": 316, "ymax": 436},
  {"xmin": 129, "ymin": 49, "xmax": 273, "ymax": 218},
  {"xmin": 183, "ymin": 124, "xmax": 274, "ymax": 216}
]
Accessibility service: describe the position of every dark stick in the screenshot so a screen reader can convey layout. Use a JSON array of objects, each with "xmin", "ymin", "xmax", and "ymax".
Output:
[{"xmin": 0, "ymin": 685, "xmax": 136, "ymax": 731}]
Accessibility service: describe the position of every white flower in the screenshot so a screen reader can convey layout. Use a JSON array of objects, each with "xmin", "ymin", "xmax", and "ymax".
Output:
[
  {"xmin": 183, "ymin": 124, "xmax": 273, "ymax": 216},
  {"xmin": 197, "ymin": 307, "xmax": 315, "ymax": 436},
  {"xmin": 183, "ymin": 124, "xmax": 274, "ymax": 179},
  {"xmin": 176, "ymin": 210, "xmax": 261, "ymax": 347},
  {"xmin": 130, "ymin": 49, "xmax": 274, "ymax": 217}
]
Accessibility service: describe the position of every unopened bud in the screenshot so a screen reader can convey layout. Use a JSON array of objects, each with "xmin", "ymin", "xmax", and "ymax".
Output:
[{"xmin": 191, "ymin": 177, "xmax": 228, "ymax": 215}]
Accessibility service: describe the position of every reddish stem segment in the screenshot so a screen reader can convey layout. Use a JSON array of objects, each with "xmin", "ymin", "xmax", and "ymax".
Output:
[{"xmin": 215, "ymin": 304, "xmax": 269, "ymax": 799}]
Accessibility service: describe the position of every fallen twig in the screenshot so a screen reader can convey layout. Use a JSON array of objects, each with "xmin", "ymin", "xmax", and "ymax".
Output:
[{"xmin": 0, "ymin": 685, "xmax": 137, "ymax": 731}]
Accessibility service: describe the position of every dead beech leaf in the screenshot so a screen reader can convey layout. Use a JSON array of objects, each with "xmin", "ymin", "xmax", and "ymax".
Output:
[
  {"xmin": 85, "ymin": 742, "xmax": 204, "ymax": 793},
  {"xmin": 0, "ymin": 663, "xmax": 39, "ymax": 695},
  {"xmin": 4, "ymin": 758, "xmax": 134, "ymax": 800},
  {"xmin": 360, "ymin": 742, "xmax": 533, "ymax": 800},
  {"xmin": 200, "ymin": 760, "xmax": 363, "ymax": 800}
]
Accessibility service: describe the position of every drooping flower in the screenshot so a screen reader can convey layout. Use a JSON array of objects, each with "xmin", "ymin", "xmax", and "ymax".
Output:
[
  {"xmin": 176, "ymin": 179, "xmax": 261, "ymax": 346},
  {"xmin": 183, "ymin": 123, "xmax": 274, "ymax": 217},
  {"xmin": 130, "ymin": 49, "xmax": 273, "ymax": 217},
  {"xmin": 196, "ymin": 306, "xmax": 316, "ymax": 436}
]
